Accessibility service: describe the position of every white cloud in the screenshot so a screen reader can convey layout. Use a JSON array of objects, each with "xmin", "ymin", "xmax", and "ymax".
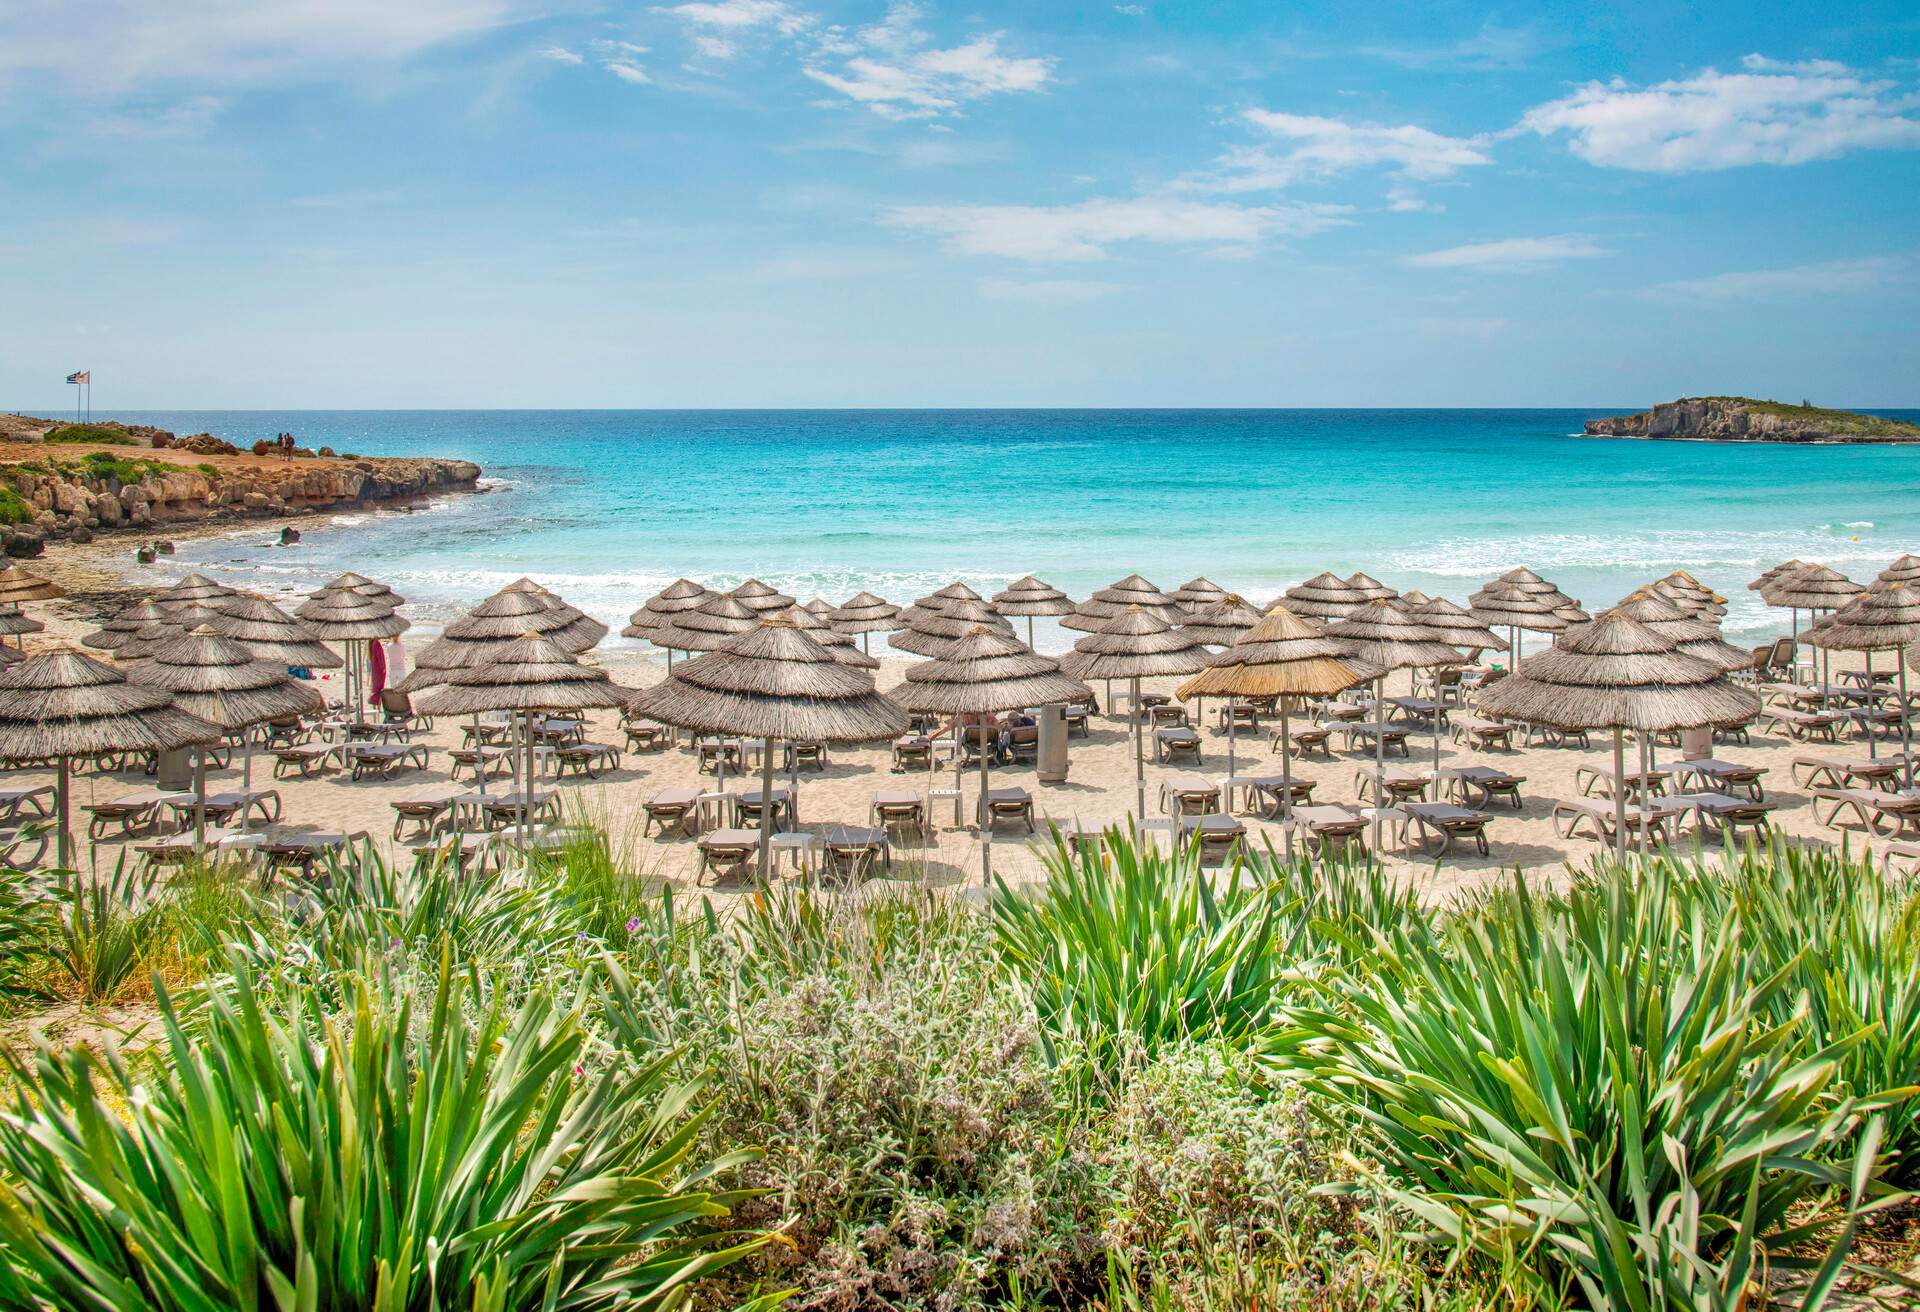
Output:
[
  {"xmin": 605, "ymin": 60, "xmax": 651, "ymax": 83},
  {"xmin": 88, "ymin": 94, "xmax": 224, "ymax": 138},
  {"xmin": 1638, "ymin": 254, "xmax": 1916, "ymax": 301},
  {"xmin": 1113, "ymin": 4, "xmax": 1147, "ymax": 14},
  {"xmin": 591, "ymin": 39, "xmax": 651, "ymax": 85},
  {"xmin": 802, "ymin": 3, "xmax": 1052, "ymax": 119},
  {"xmin": 659, "ymin": 0, "xmax": 811, "ymax": 34},
  {"xmin": 536, "ymin": 45, "xmax": 583, "ymax": 65},
  {"xmin": 1204, "ymin": 110, "xmax": 1492, "ymax": 192},
  {"xmin": 0, "ymin": 0, "xmax": 527, "ymax": 94},
  {"xmin": 883, "ymin": 196, "xmax": 1346, "ymax": 262},
  {"xmin": 1403, "ymin": 235, "xmax": 1610, "ymax": 270},
  {"xmin": 1359, "ymin": 21, "xmax": 1545, "ymax": 71},
  {"xmin": 1518, "ymin": 55, "xmax": 1920, "ymax": 172},
  {"xmin": 978, "ymin": 276, "xmax": 1123, "ymax": 305}
]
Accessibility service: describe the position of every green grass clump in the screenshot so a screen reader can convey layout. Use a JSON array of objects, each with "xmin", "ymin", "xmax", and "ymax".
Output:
[
  {"xmin": 194, "ymin": 462, "xmax": 221, "ymax": 479},
  {"xmin": 42, "ymin": 424, "xmax": 135, "ymax": 446},
  {"xmin": 72, "ymin": 450, "xmax": 168, "ymax": 484},
  {"xmin": 0, "ymin": 487, "xmax": 31, "ymax": 525}
]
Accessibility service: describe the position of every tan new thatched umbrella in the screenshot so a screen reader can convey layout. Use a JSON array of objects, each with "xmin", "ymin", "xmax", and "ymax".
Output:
[
  {"xmin": 297, "ymin": 582, "xmax": 409, "ymax": 724},
  {"xmin": 0, "ymin": 604, "xmax": 43, "ymax": 650},
  {"xmin": 1412, "ymin": 597, "xmax": 1504, "ymax": 653},
  {"xmin": 624, "ymin": 581, "xmax": 709, "ymax": 650},
  {"xmin": 1326, "ymin": 601, "xmax": 1462, "ymax": 836},
  {"xmin": 130, "ymin": 625, "xmax": 325, "ymax": 842},
  {"xmin": 893, "ymin": 626, "xmax": 1087, "ymax": 882},
  {"xmin": 1649, "ymin": 570, "xmax": 1726, "ymax": 618},
  {"xmin": 1345, "ymin": 572, "xmax": 1399, "ymax": 605},
  {"xmin": 1060, "ymin": 606, "xmax": 1207, "ymax": 818},
  {"xmin": 1750, "ymin": 560, "xmax": 1806, "ymax": 592},
  {"xmin": 1170, "ymin": 576, "xmax": 1229, "ymax": 611},
  {"xmin": 1469, "ymin": 581, "xmax": 1570, "ymax": 668},
  {"xmin": 194, "ymin": 595, "xmax": 342, "ymax": 669},
  {"xmin": 1762, "ymin": 565, "xmax": 1861, "ymax": 689},
  {"xmin": 1281, "ymin": 571, "xmax": 1374, "ymax": 620},
  {"xmin": 630, "ymin": 617, "xmax": 906, "ymax": 879},
  {"xmin": 992, "ymin": 576, "xmax": 1075, "ymax": 649},
  {"xmin": 1398, "ymin": 588, "xmax": 1433, "ymax": 609},
  {"xmin": 730, "ymin": 578, "xmax": 796, "ymax": 615},
  {"xmin": 81, "ymin": 598, "xmax": 173, "ymax": 653},
  {"xmin": 114, "ymin": 618, "xmax": 186, "ymax": 663},
  {"xmin": 0, "ymin": 649, "xmax": 219, "ymax": 865},
  {"xmin": 1061, "ymin": 574, "xmax": 1185, "ymax": 632},
  {"xmin": 0, "ymin": 565, "xmax": 62, "ymax": 604},
  {"xmin": 1179, "ymin": 594, "xmax": 1264, "ymax": 648},
  {"xmin": 653, "ymin": 593, "xmax": 763, "ymax": 657},
  {"xmin": 893, "ymin": 582, "xmax": 986, "ymax": 632},
  {"xmin": 417, "ymin": 632, "xmax": 631, "ymax": 844},
  {"xmin": 776, "ymin": 604, "xmax": 879, "ymax": 669},
  {"xmin": 891, "ymin": 598, "xmax": 1013, "ymax": 658},
  {"xmin": 1805, "ymin": 581, "xmax": 1920, "ymax": 772},
  {"xmin": 155, "ymin": 572, "xmax": 237, "ymax": 612},
  {"xmin": 321, "ymin": 571, "xmax": 406, "ymax": 605},
  {"xmin": 826, "ymin": 591, "xmax": 902, "ymax": 654},
  {"xmin": 1609, "ymin": 592, "xmax": 1752, "ymax": 673},
  {"xmin": 1879, "ymin": 555, "xmax": 1920, "ymax": 587},
  {"xmin": 1177, "ymin": 605, "xmax": 1364, "ymax": 856},
  {"xmin": 498, "ymin": 581, "xmax": 607, "ymax": 650},
  {"xmin": 1481, "ymin": 612, "xmax": 1760, "ymax": 860},
  {"xmin": 802, "ymin": 597, "xmax": 834, "ymax": 617}
]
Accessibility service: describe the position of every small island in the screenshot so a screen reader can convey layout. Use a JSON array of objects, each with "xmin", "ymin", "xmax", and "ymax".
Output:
[{"xmin": 1584, "ymin": 396, "xmax": 1920, "ymax": 444}]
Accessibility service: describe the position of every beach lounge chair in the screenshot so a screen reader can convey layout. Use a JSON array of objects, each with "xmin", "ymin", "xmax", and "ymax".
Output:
[
  {"xmin": 1449, "ymin": 715, "xmax": 1516, "ymax": 751},
  {"xmin": 1813, "ymin": 788, "xmax": 1920, "ymax": 838},
  {"xmin": 733, "ymin": 786, "xmax": 796, "ymax": 832},
  {"xmin": 476, "ymin": 789, "xmax": 558, "ymax": 830},
  {"xmin": 272, "ymin": 743, "xmax": 338, "ymax": 779},
  {"xmin": 85, "ymin": 788, "xmax": 186, "ymax": 840},
  {"xmin": 1552, "ymin": 798, "xmax": 1679, "ymax": 846},
  {"xmin": 1178, "ymin": 813, "xmax": 1245, "ymax": 865},
  {"xmin": 1215, "ymin": 701, "xmax": 1259, "ymax": 731},
  {"xmin": 1292, "ymin": 804, "xmax": 1367, "ymax": 859},
  {"xmin": 167, "ymin": 790, "xmax": 281, "ymax": 829},
  {"xmin": 1234, "ymin": 774, "xmax": 1313, "ymax": 819},
  {"xmin": 1885, "ymin": 840, "xmax": 1920, "ymax": 876},
  {"xmin": 1397, "ymin": 801, "xmax": 1494, "ymax": 857},
  {"xmin": 1436, "ymin": 765, "xmax": 1525, "ymax": 810},
  {"xmin": 345, "ymin": 743, "xmax": 430, "ymax": 781},
  {"xmin": 643, "ymin": 787, "xmax": 702, "ymax": 838},
  {"xmin": 977, "ymin": 786, "xmax": 1036, "ymax": 833},
  {"xmin": 1145, "ymin": 702, "xmax": 1189, "ymax": 729},
  {"xmin": 1006, "ymin": 725, "xmax": 1040, "ymax": 765},
  {"xmin": 259, "ymin": 715, "xmax": 308, "ymax": 749},
  {"xmin": 1339, "ymin": 722, "xmax": 1411, "ymax": 758},
  {"xmin": 1158, "ymin": 774, "xmax": 1221, "ymax": 817},
  {"xmin": 0, "ymin": 827, "xmax": 47, "ymax": 870},
  {"xmin": 1316, "ymin": 699, "xmax": 1366, "ymax": 723},
  {"xmin": 695, "ymin": 828, "xmax": 759, "ymax": 884},
  {"xmin": 1668, "ymin": 758, "xmax": 1768, "ymax": 800},
  {"xmin": 820, "ymin": 825, "xmax": 891, "ymax": 881},
  {"xmin": 696, "ymin": 739, "xmax": 745, "ymax": 774},
  {"xmin": 1355, "ymin": 766, "xmax": 1428, "ymax": 805},
  {"xmin": 1063, "ymin": 703, "xmax": 1092, "ymax": 737},
  {"xmin": 622, "ymin": 719, "xmax": 669, "ymax": 752},
  {"xmin": 1575, "ymin": 763, "xmax": 1670, "ymax": 801},
  {"xmin": 1279, "ymin": 724, "xmax": 1333, "ymax": 758},
  {"xmin": 1760, "ymin": 708, "xmax": 1846, "ymax": 742},
  {"xmin": 892, "ymin": 735, "xmax": 933, "ymax": 772},
  {"xmin": 389, "ymin": 786, "xmax": 463, "ymax": 841},
  {"xmin": 783, "ymin": 740, "xmax": 829, "ymax": 772},
  {"xmin": 1668, "ymin": 793, "xmax": 1777, "ymax": 844},
  {"xmin": 449, "ymin": 744, "xmax": 513, "ymax": 782},
  {"xmin": 0, "ymin": 786, "xmax": 53, "ymax": 825},
  {"xmin": 869, "ymin": 789, "xmax": 926, "ymax": 834},
  {"xmin": 554, "ymin": 742, "xmax": 622, "ymax": 778},
  {"xmin": 1153, "ymin": 727, "xmax": 1202, "ymax": 764},
  {"xmin": 261, "ymin": 830, "xmax": 370, "ymax": 882},
  {"xmin": 136, "ymin": 829, "xmax": 245, "ymax": 870},
  {"xmin": 378, "ymin": 689, "xmax": 432, "ymax": 737},
  {"xmin": 1792, "ymin": 753, "xmax": 1910, "ymax": 791}
]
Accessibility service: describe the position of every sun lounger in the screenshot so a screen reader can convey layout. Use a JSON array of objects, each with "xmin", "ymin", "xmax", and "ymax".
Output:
[
  {"xmin": 1158, "ymin": 774, "xmax": 1221, "ymax": 816},
  {"xmin": 449, "ymin": 745, "xmax": 514, "ymax": 782},
  {"xmin": 892, "ymin": 735, "xmax": 934, "ymax": 772},
  {"xmin": 695, "ymin": 828, "xmax": 759, "ymax": 884},
  {"xmin": 554, "ymin": 742, "xmax": 622, "ymax": 778},
  {"xmin": 1666, "ymin": 792, "xmax": 1777, "ymax": 844},
  {"xmin": 1315, "ymin": 700, "xmax": 1366, "ymax": 723},
  {"xmin": 1575, "ymin": 763, "xmax": 1670, "ymax": 801},
  {"xmin": 1885, "ymin": 840, "xmax": 1920, "ymax": 876},
  {"xmin": 733, "ymin": 785, "xmax": 796, "ymax": 832},
  {"xmin": 1551, "ymin": 797, "xmax": 1680, "ymax": 845},
  {"xmin": 1144, "ymin": 702, "xmax": 1189, "ymax": 729},
  {"xmin": 1338, "ymin": 722, "xmax": 1411, "ymax": 757},
  {"xmin": 1292, "ymin": 804, "xmax": 1368, "ymax": 859},
  {"xmin": 1214, "ymin": 702, "xmax": 1259, "ymax": 731},
  {"xmin": 1667, "ymin": 758, "xmax": 1768, "ymax": 800},
  {"xmin": 85, "ymin": 788, "xmax": 188, "ymax": 840},
  {"xmin": 1449, "ymin": 715, "xmax": 1516, "ymax": 751},
  {"xmin": 344, "ymin": 743, "xmax": 430, "ymax": 781},
  {"xmin": 0, "ymin": 825, "xmax": 46, "ymax": 869},
  {"xmin": 1226, "ymin": 774, "xmax": 1313, "ymax": 819},
  {"xmin": 166, "ymin": 790, "xmax": 281, "ymax": 828},
  {"xmin": 466, "ymin": 789, "xmax": 558, "ymax": 831},
  {"xmin": 696, "ymin": 739, "xmax": 747, "ymax": 774},
  {"xmin": 0, "ymin": 786, "xmax": 53, "ymax": 825},
  {"xmin": 136, "ymin": 827, "xmax": 248, "ymax": 869},
  {"xmin": 1813, "ymin": 788, "xmax": 1920, "ymax": 838},
  {"xmin": 1760, "ymin": 708, "xmax": 1846, "ymax": 742},
  {"xmin": 977, "ymin": 786, "xmax": 1036, "ymax": 833},
  {"xmin": 1397, "ymin": 801, "xmax": 1494, "ymax": 857},
  {"xmin": 272, "ymin": 743, "xmax": 339, "ymax": 779},
  {"xmin": 1177, "ymin": 813, "xmax": 1246, "ymax": 864},
  {"xmin": 378, "ymin": 689, "xmax": 433, "ymax": 738},
  {"xmin": 1434, "ymin": 765, "xmax": 1525, "ymax": 810},
  {"xmin": 1355, "ymin": 766, "xmax": 1428, "ymax": 805},
  {"xmin": 1153, "ymin": 727, "xmax": 1202, "ymax": 764},
  {"xmin": 1792, "ymin": 753, "xmax": 1910, "ymax": 791},
  {"xmin": 1517, "ymin": 722, "xmax": 1591, "ymax": 749},
  {"xmin": 869, "ymin": 789, "xmax": 926, "ymax": 833},
  {"xmin": 261, "ymin": 830, "xmax": 370, "ymax": 880},
  {"xmin": 1278, "ymin": 724, "xmax": 1333, "ymax": 758},
  {"xmin": 1006, "ymin": 725, "xmax": 1040, "ymax": 765},
  {"xmin": 783, "ymin": 740, "xmax": 829, "ymax": 772},
  {"xmin": 819, "ymin": 824, "xmax": 891, "ymax": 881},
  {"xmin": 389, "ymin": 786, "xmax": 464, "ymax": 841},
  {"xmin": 622, "ymin": 720, "xmax": 669, "ymax": 752},
  {"xmin": 643, "ymin": 787, "xmax": 702, "ymax": 838}
]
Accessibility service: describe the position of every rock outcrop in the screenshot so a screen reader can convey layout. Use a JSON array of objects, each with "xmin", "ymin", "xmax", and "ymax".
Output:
[{"xmin": 1585, "ymin": 397, "xmax": 1920, "ymax": 444}]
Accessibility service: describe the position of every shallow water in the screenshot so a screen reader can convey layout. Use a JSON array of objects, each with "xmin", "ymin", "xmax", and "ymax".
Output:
[{"xmin": 88, "ymin": 408, "xmax": 1920, "ymax": 652}]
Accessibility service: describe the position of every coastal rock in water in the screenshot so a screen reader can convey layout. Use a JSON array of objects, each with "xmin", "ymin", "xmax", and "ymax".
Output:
[
  {"xmin": 1585, "ymin": 397, "xmax": 1920, "ymax": 444},
  {"xmin": 280, "ymin": 527, "xmax": 301, "ymax": 545}
]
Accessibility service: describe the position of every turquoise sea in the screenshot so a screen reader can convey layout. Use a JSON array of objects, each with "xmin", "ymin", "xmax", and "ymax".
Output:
[{"xmin": 81, "ymin": 409, "xmax": 1920, "ymax": 655}]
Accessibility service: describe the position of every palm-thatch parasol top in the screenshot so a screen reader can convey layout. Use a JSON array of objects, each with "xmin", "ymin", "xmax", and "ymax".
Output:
[
  {"xmin": 1750, "ymin": 559, "xmax": 1806, "ymax": 591},
  {"xmin": 1599, "ymin": 595, "xmax": 1751, "ymax": 672},
  {"xmin": 1479, "ymin": 611, "xmax": 1759, "ymax": 732},
  {"xmin": 1649, "ymin": 570, "xmax": 1726, "ymax": 617},
  {"xmin": 0, "ymin": 606, "xmax": 44, "ymax": 638},
  {"xmin": 629, "ymin": 617, "xmax": 905, "ymax": 743},
  {"xmin": 1326, "ymin": 600, "xmax": 1462, "ymax": 673},
  {"xmin": 155, "ymin": 572, "xmax": 237, "ymax": 611},
  {"xmin": 650, "ymin": 593, "xmax": 761, "ymax": 653},
  {"xmin": 802, "ymin": 597, "xmax": 835, "ymax": 616},
  {"xmin": 1398, "ymin": 588, "xmax": 1433, "ymax": 608},
  {"xmin": 435, "ymin": 589, "xmax": 599, "ymax": 652},
  {"xmin": 1169, "ymin": 576, "xmax": 1230, "ymax": 610},
  {"xmin": 0, "ymin": 646, "xmax": 18, "ymax": 668},
  {"xmin": 1761, "ymin": 564, "xmax": 1862, "ymax": 612},
  {"xmin": 0, "ymin": 648, "xmax": 221, "ymax": 761},
  {"xmin": 1281, "ymin": 571, "xmax": 1375, "ymax": 619},
  {"xmin": 0, "ymin": 565, "xmax": 63, "ymax": 604},
  {"xmin": 128, "ymin": 625, "xmax": 327, "ymax": 728},
  {"xmin": 1469, "ymin": 581, "xmax": 1571, "ymax": 634},
  {"xmin": 1059, "ymin": 606, "xmax": 1208, "ymax": 682},
  {"xmin": 495, "ymin": 582, "xmax": 607, "ymax": 649},
  {"xmin": 1412, "ymin": 597, "xmax": 1504, "ymax": 651},
  {"xmin": 1177, "ymin": 605, "xmax": 1367, "ymax": 701},
  {"xmin": 891, "ymin": 598, "xmax": 1014, "ymax": 658},
  {"xmin": 322, "ymin": 571, "xmax": 407, "ymax": 606},
  {"xmin": 194, "ymin": 595, "xmax": 342, "ymax": 668},
  {"xmin": 623, "ymin": 579, "xmax": 710, "ymax": 639},
  {"xmin": 730, "ymin": 578, "xmax": 797, "ymax": 614},
  {"xmin": 82, "ymin": 597, "xmax": 174, "ymax": 652},
  {"xmin": 893, "ymin": 626, "xmax": 1089, "ymax": 716},
  {"xmin": 1344, "ymin": 572, "xmax": 1399, "ymax": 603},
  {"xmin": 826, "ymin": 591, "xmax": 902, "ymax": 635},
  {"xmin": 896, "ymin": 582, "xmax": 989, "ymax": 629},
  {"xmin": 1876, "ymin": 555, "xmax": 1920, "ymax": 587},
  {"xmin": 415, "ymin": 633, "xmax": 631, "ymax": 717},
  {"xmin": 1178, "ymin": 594, "xmax": 1265, "ymax": 647},
  {"xmin": 1061, "ymin": 573, "xmax": 1185, "ymax": 632},
  {"xmin": 775, "ymin": 604, "xmax": 879, "ymax": 669},
  {"xmin": 295, "ymin": 587, "xmax": 410, "ymax": 640},
  {"xmin": 1490, "ymin": 566, "xmax": 1582, "ymax": 612},
  {"xmin": 1804, "ymin": 581, "xmax": 1920, "ymax": 652},
  {"xmin": 114, "ymin": 619, "xmax": 187, "ymax": 663},
  {"xmin": 992, "ymin": 576, "xmax": 1075, "ymax": 617}
]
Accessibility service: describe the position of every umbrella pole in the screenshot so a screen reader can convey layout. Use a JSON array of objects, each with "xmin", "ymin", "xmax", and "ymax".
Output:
[
  {"xmin": 759, "ymin": 736, "xmax": 775, "ymax": 882},
  {"xmin": 1131, "ymin": 675, "xmax": 1145, "ymax": 822},
  {"xmin": 1612, "ymin": 728, "xmax": 1626, "ymax": 863},
  {"xmin": 55, "ymin": 756, "xmax": 71, "ymax": 869},
  {"xmin": 1279, "ymin": 704, "xmax": 1294, "ymax": 863},
  {"xmin": 194, "ymin": 748, "xmax": 207, "ymax": 850},
  {"xmin": 1026, "ymin": 616, "xmax": 1035, "ymax": 649},
  {"xmin": 1371, "ymin": 675, "xmax": 1385, "ymax": 850},
  {"xmin": 1867, "ymin": 650, "xmax": 1877, "ymax": 759},
  {"xmin": 472, "ymin": 714, "xmax": 488, "ymax": 800},
  {"xmin": 1227, "ymin": 698, "xmax": 1237, "ymax": 785},
  {"xmin": 1900, "ymin": 659, "xmax": 1913, "ymax": 789},
  {"xmin": 1637, "ymin": 733, "xmax": 1651, "ymax": 862},
  {"xmin": 979, "ymin": 736, "xmax": 992, "ymax": 884}
]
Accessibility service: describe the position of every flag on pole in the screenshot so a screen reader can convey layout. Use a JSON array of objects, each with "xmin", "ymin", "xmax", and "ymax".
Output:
[{"xmin": 65, "ymin": 371, "xmax": 89, "ymax": 384}]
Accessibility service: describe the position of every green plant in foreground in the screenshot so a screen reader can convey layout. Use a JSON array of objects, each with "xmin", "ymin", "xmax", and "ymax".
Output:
[
  {"xmin": 42, "ymin": 423, "xmax": 135, "ymax": 446},
  {"xmin": 43, "ymin": 864, "xmax": 165, "ymax": 1005},
  {"xmin": 1287, "ymin": 864, "xmax": 1892, "ymax": 1311},
  {"xmin": 0, "ymin": 953, "xmax": 774, "ymax": 1311},
  {"xmin": 0, "ymin": 866, "xmax": 52, "ymax": 1011}
]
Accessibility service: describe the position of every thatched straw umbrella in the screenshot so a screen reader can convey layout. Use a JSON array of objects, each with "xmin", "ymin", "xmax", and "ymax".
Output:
[
  {"xmin": 1610, "ymin": 592, "xmax": 1752, "ymax": 673},
  {"xmin": 1178, "ymin": 605, "xmax": 1364, "ymax": 856},
  {"xmin": 130, "ymin": 625, "xmax": 325, "ymax": 841},
  {"xmin": 1412, "ymin": 597, "xmax": 1504, "ymax": 653},
  {"xmin": 1481, "ymin": 612, "xmax": 1760, "ymax": 860},
  {"xmin": 1647, "ymin": 570, "xmax": 1725, "ymax": 619},
  {"xmin": 1061, "ymin": 574, "xmax": 1185, "ymax": 633},
  {"xmin": 992, "ymin": 576, "xmax": 1075, "ymax": 649},
  {"xmin": 631, "ymin": 616, "xmax": 906, "ymax": 879},
  {"xmin": 0, "ymin": 605, "xmax": 43, "ymax": 650},
  {"xmin": 194, "ymin": 595, "xmax": 342, "ymax": 669},
  {"xmin": 0, "ymin": 645, "xmax": 17, "ymax": 669},
  {"xmin": 114, "ymin": 618, "xmax": 187, "ymax": 664},
  {"xmin": 1750, "ymin": 560, "xmax": 1806, "ymax": 592},
  {"xmin": 893, "ymin": 583, "xmax": 986, "ymax": 633},
  {"xmin": 497, "ymin": 581, "xmax": 607, "ymax": 650},
  {"xmin": 417, "ymin": 632, "xmax": 631, "ymax": 842},
  {"xmin": 1761, "ymin": 565, "xmax": 1861, "ymax": 689},
  {"xmin": 320, "ymin": 570, "xmax": 404, "ymax": 602},
  {"xmin": 893, "ymin": 626, "xmax": 1087, "ymax": 882},
  {"xmin": 623, "ymin": 580, "xmax": 710, "ymax": 655},
  {"xmin": 155, "ymin": 572, "xmax": 237, "ymax": 612},
  {"xmin": 802, "ymin": 597, "xmax": 835, "ymax": 617},
  {"xmin": 0, "ymin": 565, "xmax": 62, "ymax": 604},
  {"xmin": 1281, "ymin": 571, "xmax": 1374, "ymax": 620},
  {"xmin": 891, "ymin": 598, "xmax": 1013, "ymax": 659},
  {"xmin": 1180, "ymin": 594, "xmax": 1264, "ymax": 648},
  {"xmin": 776, "ymin": 604, "xmax": 879, "ymax": 670},
  {"xmin": 0, "ymin": 649, "xmax": 219, "ymax": 865},
  {"xmin": 826, "ymin": 591, "xmax": 902, "ymax": 654},
  {"xmin": 1805, "ymin": 581, "xmax": 1920, "ymax": 772},
  {"xmin": 1061, "ymin": 606, "xmax": 1207, "ymax": 818},
  {"xmin": 1326, "ymin": 601, "xmax": 1461, "ymax": 833},
  {"xmin": 653, "ymin": 593, "xmax": 763, "ymax": 657},
  {"xmin": 1345, "ymin": 572, "xmax": 1399, "ymax": 604},
  {"xmin": 296, "ymin": 583, "xmax": 408, "ymax": 724},
  {"xmin": 1398, "ymin": 588, "xmax": 1433, "ymax": 609},
  {"xmin": 1878, "ymin": 555, "xmax": 1920, "ymax": 588},
  {"xmin": 730, "ymin": 578, "xmax": 796, "ymax": 615},
  {"xmin": 81, "ymin": 598, "xmax": 173, "ymax": 653},
  {"xmin": 1469, "ymin": 581, "xmax": 1569, "ymax": 668},
  {"xmin": 1170, "ymin": 577, "xmax": 1229, "ymax": 611}
]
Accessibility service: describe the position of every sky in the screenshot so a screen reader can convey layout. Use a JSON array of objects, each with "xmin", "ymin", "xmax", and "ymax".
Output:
[{"xmin": 2, "ymin": 0, "xmax": 1918, "ymax": 409}]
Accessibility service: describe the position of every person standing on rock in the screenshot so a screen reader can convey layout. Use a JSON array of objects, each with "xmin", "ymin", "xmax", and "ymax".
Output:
[{"xmin": 279, "ymin": 432, "xmax": 295, "ymax": 461}]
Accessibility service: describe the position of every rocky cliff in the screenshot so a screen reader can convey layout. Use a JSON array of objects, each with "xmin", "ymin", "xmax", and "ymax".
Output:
[
  {"xmin": 0, "ymin": 420, "xmax": 481, "ymax": 557},
  {"xmin": 1584, "ymin": 397, "xmax": 1920, "ymax": 444}
]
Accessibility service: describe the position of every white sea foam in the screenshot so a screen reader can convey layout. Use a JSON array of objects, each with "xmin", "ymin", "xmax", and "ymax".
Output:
[{"xmin": 1388, "ymin": 528, "xmax": 1919, "ymax": 578}]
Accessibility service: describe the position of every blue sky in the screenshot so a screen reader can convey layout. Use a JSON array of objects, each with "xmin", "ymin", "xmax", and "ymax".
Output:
[{"xmin": 3, "ymin": 0, "xmax": 1917, "ymax": 408}]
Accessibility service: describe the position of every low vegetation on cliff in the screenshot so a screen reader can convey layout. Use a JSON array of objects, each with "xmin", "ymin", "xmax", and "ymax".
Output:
[
  {"xmin": 1586, "ymin": 396, "xmax": 1920, "ymax": 443},
  {"xmin": 41, "ymin": 424, "xmax": 137, "ymax": 447}
]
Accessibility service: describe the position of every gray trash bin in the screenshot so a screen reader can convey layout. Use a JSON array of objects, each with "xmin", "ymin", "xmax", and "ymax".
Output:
[
  {"xmin": 157, "ymin": 746, "xmax": 194, "ymax": 792},
  {"xmin": 1036, "ymin": 705, "xmax": 1068, "ymax": 783}
]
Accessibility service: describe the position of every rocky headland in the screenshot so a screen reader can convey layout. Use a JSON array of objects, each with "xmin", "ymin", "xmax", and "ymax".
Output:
[
  {"xmin": 1583, "ymin": 397, "xmax": 1920, "ymax": 444},
  {"xmin": 0, "ymin": 414, "xmax": 482, "ymax": 558}
]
